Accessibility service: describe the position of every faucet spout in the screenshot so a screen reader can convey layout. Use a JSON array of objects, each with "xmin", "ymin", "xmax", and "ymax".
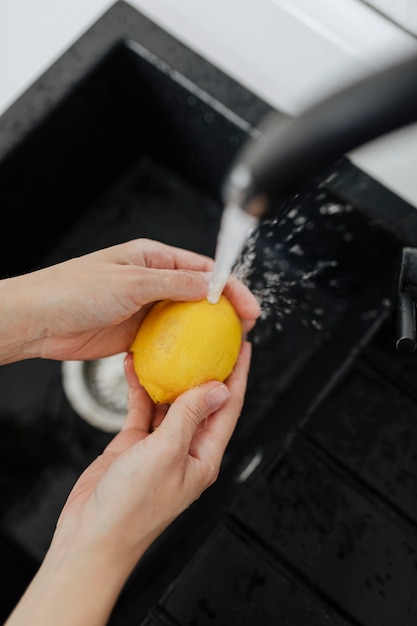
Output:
[{"xmin": 223, "ymin": 53, "xmax": 417, "ymax": 219}]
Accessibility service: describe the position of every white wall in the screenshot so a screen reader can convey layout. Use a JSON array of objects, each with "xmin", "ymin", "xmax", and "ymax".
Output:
[{"xmin": 1, "ymin": 0, "xmax": 417, "ymax": 207}]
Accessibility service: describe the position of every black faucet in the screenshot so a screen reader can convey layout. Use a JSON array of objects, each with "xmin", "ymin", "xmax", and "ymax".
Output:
[
  {"xmin": 222, "ymin": 53, "xmax": 417, "ymax": 220},
  {"xmin": 221, "ymin": 53, "xmax": 417, "ymax": 352}
]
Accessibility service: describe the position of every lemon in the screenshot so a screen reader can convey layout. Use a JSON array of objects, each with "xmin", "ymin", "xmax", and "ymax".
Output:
[{"xmin": 130, "ymin": 295, "xmax": 242, "ymax": 404}]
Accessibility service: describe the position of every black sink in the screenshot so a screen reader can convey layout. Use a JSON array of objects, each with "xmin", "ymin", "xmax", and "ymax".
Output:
[{"xmin": 1, "ymin": 2, "xmax": 417, "ymax": 625}]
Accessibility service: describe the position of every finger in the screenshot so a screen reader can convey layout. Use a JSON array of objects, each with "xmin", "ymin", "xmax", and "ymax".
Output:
[
  {"xmin": 132, "ymin": 239, "xmax": 214, "ymax": 272},
  {"xmin": 191, "ymin": 341, "xmax": 252, "ymax": 461},
  {"xmin": 122, "ymin": 354, "xmax": 153, "ymax": 433},
  {"xmin": 132, "ymin": 267, "xmax": 211, "ymax": 304},
  {"xmin": 143, "ymin": 242, "xmax": 261, "ymax": 322},
  {"xmin": 157, "ymin": 380, "xmax": 231, "ymax": 447},
  {"xmin": 222, "ymin": 276, "xmax": 261, "ymax": 321},
  {"xmin": 150, "ymin": 403, "xmax": 170, "ymax": 431}
]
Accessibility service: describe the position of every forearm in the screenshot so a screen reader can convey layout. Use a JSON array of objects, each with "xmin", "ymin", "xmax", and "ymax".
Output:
[
  {"xmin": 0, "ymin": 273, "xmax": 45, "ymax": 365},
  {"xmin": 4, "ymin": 536, "xmax": 140, "ymax": 626}
]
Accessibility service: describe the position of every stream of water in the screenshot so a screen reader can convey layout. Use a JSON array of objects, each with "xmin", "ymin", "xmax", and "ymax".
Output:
[{"xmin": 207, "ymin": 202, "xmax": 259, "ymax": 304}]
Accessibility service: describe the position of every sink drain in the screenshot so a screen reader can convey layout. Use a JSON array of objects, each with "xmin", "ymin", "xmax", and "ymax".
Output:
[{"xmin": 61, "ymin": 353, "xmax": 128, "ymax": 432}]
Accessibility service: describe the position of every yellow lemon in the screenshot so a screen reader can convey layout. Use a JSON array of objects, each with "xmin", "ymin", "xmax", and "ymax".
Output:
[{"xmin": 130, "ymin": 295, "xmax": 242, "ymax": 404}]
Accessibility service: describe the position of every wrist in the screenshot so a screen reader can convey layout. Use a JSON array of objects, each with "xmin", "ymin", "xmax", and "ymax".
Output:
[
  {"xmin": 0, "ymin": 274, "xmax": 45, "ymax": 364},
  {"xmin": 5, "ymin": 532, "xmax": 139, "ymax": 626}
]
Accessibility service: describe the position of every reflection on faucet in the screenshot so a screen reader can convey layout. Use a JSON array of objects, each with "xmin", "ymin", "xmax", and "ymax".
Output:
[
  {"xmin": 397, "ymin": 248, "xmax": 417, "ymax": 353},
  {"xmin": 223, "ymin": 53, "xmax": 417, "ymax": 221}
]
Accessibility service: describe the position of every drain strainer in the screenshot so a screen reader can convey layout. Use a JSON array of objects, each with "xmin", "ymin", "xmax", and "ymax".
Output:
[{"xmin": 61, "ymin": 353, "xmax": 128, "ymax": 432}]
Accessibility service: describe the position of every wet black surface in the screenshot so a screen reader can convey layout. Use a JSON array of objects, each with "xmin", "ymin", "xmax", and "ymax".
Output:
[
  {"xmin": 0, "ymin": 2, "xmax": 417, "ymax": 624},
  {"xmin": 304, "ymin": 361, "xmax": 417, "ymax": 526},
  {"xmin": 161, "ymin": 524, "xmax": 352, "ymax": 626},
  {"xmin": 233, "ymin": 435, "xmax": 417, "ymax": 626}
]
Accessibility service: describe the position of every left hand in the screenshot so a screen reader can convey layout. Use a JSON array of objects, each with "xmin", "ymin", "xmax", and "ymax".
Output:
[{"xmin": 0, "ymin": 238, "xmax": 260, "ymax": 364}]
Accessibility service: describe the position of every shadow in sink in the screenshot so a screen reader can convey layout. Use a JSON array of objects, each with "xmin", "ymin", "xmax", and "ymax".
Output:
[
  {"xmin": 0, "ymin": 39, "xmax": 253, "ymax": 279},
  {"xmin": 0, "ymin": 2, "xmax": 405, "ymax": 624}
]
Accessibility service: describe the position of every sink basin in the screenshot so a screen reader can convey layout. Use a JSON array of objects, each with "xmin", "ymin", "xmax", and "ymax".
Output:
[{"xmin": 0, "ymin": 2, "xmax": 416, "ymax": 624}]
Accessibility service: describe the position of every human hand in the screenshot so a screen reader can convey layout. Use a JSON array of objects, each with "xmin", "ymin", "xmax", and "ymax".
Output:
[
  {"xmin": 4, "ymin": 343, "xmax": 252, "ymax": 626},
  {"xmin": 56, "ymin": 344, "xmax": 251, "ymax": 559},
  {"xmin": 0, "ymin": 238, "xmax": 260, "ymax": 364}
]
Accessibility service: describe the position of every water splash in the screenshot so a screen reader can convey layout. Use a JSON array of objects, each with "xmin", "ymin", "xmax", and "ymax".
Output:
[
  {"xmin": 209, "ymin": 186, "xmax": 357, "ymax": 336},
  {"xmin": 233, "ymin": 234, "xmax": 335, "ymax": 333},
  {"xmin": 230, "ymin": 197, "xmax": 355, "ymax": 334}
]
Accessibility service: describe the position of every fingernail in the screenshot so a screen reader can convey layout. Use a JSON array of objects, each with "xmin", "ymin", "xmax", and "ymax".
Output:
[{"xmin": 205, "ymin": 384, "xmax": 230, "ymax": 411}]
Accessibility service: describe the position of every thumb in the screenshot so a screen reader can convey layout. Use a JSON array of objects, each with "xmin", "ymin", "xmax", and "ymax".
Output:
[{"xmin": 160, "ymin": 381, "xmax": 230, "ymax": 443}]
